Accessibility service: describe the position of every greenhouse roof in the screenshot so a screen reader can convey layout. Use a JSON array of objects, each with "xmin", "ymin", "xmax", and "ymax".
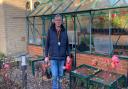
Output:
[{"xmin": 29, "ymin": 0, "xmax": 128, "ymax": 17}]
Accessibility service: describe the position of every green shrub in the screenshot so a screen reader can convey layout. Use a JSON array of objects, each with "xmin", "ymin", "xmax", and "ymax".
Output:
[{"xmin": 0, "ymin": 52, "xmax": 5, "ymax": 61}]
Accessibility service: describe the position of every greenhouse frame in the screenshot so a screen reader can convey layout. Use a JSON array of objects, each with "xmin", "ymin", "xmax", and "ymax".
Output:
[{"xmin": 26, "ymin": 0, "xmax": 128, "ymax": 85}]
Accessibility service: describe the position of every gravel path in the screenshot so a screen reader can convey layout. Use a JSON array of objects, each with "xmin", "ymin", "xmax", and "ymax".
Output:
[{"xmin": 0, "ymin": 66, "xmax": 69, "ymax": 89}]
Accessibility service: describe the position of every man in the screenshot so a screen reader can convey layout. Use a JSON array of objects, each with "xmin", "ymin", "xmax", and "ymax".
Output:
[{"xmin": 45, "ymin": 14, "xmax": 70, "ymax": 89}]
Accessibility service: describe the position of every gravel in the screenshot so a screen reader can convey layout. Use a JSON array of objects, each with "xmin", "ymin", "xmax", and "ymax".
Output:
[{"xmin": 0, "ymin": 66, "xmax": 69, "ymax": 89}]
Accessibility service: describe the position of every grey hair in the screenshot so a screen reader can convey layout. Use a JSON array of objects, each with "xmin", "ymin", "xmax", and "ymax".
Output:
[{"xmin": 54, "ymin": 14, "xmax": 62, "ymax": 19}]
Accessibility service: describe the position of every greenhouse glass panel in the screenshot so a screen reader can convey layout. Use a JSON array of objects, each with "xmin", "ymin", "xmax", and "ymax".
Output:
[
  {"xmin": 64, "ymin": 0, "xmax": 85, "ymax": 12},
  {"xmin": 91, "ymin": 10, "xmax": 113, "ymax": 55},
  {"xmin": 29, "ymin": 4, "xmax": 46, "ymax": 16},
  {"xmin": 36, "ymin": 3, "xmax": 52, "ymax": 16},
  {"xmin": 44, "ymin": 1, "xmax": 63, "ymax": 15},
  {"xmin": 38, "ymin": 0, "xmax": 50, "ymax": 3},
  {"xmin": 42, "ymin": 19, "xmax": 52, "ymax": 47},
  {"xmin": 77, "ymin": 0, "xmax": 95, "ymax": 11},
  {"xmin": 94, "ymin": 0, "xmax": 128, "ymax": 9},
  {"xmin": 110, "ymin": 8, "xmax": 128, "ymax": 56},
  {"xmin": 75, "ymin": 14, "xmax": 91, "ymax": 52},
  {"xmin": 124, "ymin": 0, "xmax": 128, "ymax": 3},
  {"xmin": 93, "ymin": 0, "xmax": 111, "ymax": 9},
  {"xmin": 109, "ymin": 0, "xmax": 128, "ymax": 7},
  {"xmin": 53, "ymin": 0, "xmax": 73, "ymax": 14},
  {"xmin": 118, "ymin": 0, "xmax": 128, "ymax": 6},
  {"xmin": 109, "ymin": 0, "xmax": 119, "ymax": 6},
  {"xmin": 29, "ymin": 0, "xmax": 128, "ymax": 17},
  {"xmin": 28, "ymin": 17, "xmax": 42, "ymax": 45}
]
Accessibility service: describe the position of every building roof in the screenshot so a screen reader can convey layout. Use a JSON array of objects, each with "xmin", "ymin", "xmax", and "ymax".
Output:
[{"xmin": 28, "ymin": 0, "xmax": 128, "ymax": 17}]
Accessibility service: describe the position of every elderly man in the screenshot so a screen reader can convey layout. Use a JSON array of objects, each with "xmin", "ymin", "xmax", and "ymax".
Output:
[{"xmin": 45, "ymin": 14, "xmax": 70, "ymax": 89}]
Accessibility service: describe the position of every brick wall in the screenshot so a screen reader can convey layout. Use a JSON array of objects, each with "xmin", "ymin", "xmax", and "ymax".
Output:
[
  {"xmin": 3, "ymin": 0, "xmax": 27, "ymax": 55},
  {"xmin": 76, "ymin": 53, "xmax": 128, "ymax": 75},
  {"xmin": 27, "ymin": 45, "xmax": 43, "ymax": 56}
]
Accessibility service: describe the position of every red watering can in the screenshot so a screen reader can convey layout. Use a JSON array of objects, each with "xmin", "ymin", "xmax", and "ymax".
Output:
[{"xmin": 65, "ymin": 54, "xmax": 73, "ymax": 72}]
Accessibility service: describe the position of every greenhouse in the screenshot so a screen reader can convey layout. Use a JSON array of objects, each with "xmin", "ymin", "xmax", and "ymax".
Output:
[{"xmin": 24, "ymin": 0, "xmax": 128, "ymax": 89}]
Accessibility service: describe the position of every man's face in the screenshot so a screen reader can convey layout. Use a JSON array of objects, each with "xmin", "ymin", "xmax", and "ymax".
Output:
[{"xmin": 54, "ymin": 16, "xmax": 62, "ymax": 27}]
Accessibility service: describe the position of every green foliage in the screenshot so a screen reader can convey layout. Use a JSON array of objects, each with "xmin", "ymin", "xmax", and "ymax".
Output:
[
  {"xmin": 80, "ymin": 36, "xmax": 86, "ymax": 44},
  {"xmin": 112, "ymin": 16, "xmax": 121, "ymax": 28},
  {"xmin": 94, "ymin": 15, "xmax": 128, "ymax": 29},
  {"xmin": 80, "ymin": 35, "xmax": 94, "ymax": 46},
  {"xmin": 0, "ymin": 52, "xmax": 5, "ymax": 61},
  {"xmin": 93, "ymin": 16, "xmax": 108, "ymax": 29},
  {"xmin": 112, "ymin": 15, "xmax": 128, "ymax": 28}
]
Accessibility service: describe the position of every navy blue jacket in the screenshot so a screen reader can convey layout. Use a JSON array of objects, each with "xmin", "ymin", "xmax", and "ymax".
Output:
[{"xmin": 45, "ymin": 23, "xmax": 70, "ymax": 60}]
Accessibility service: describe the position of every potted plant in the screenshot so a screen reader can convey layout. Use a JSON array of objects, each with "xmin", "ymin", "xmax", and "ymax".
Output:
[{"xmin": 77, "ymin": 35, "xmax": 90, "ymax": 52}]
